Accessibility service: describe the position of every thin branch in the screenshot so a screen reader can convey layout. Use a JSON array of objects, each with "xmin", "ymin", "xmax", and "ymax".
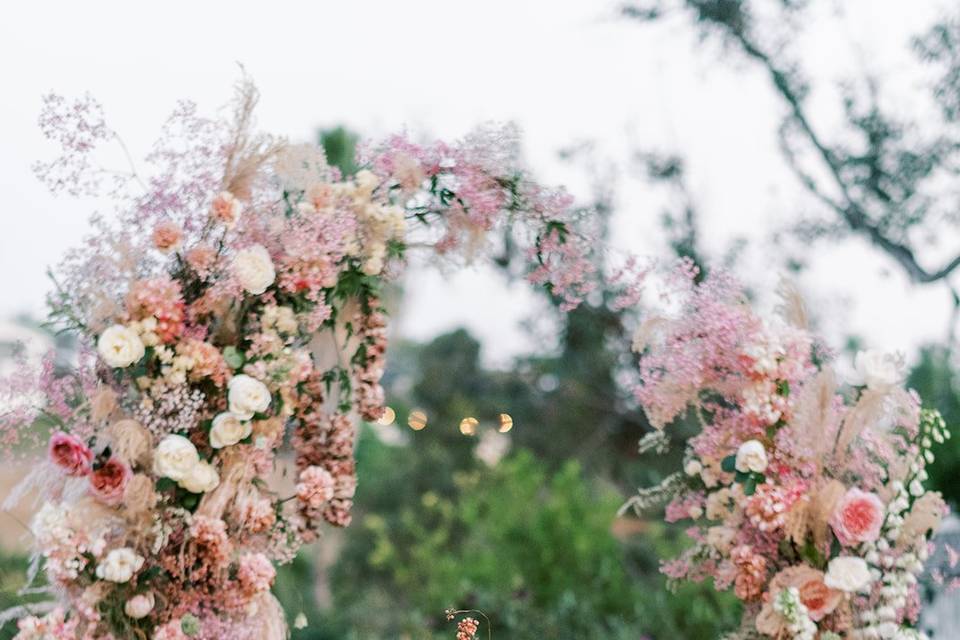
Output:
[{"xmin": 727, "ymin": 28, "xmax": 960, "ymax": 285}]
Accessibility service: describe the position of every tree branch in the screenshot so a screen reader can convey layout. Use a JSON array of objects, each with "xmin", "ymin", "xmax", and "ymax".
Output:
[{"xmin": 727, "ymin": 28, "xmax": 960, "ymax": 284}]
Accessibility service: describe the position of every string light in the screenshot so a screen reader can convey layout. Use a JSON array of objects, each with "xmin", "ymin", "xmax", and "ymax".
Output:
[
  {"xmin": 498, "ymin": 413, "xmax": 514, "ymax": 433},
  {"xmin": 377, "ymin": 406, "xmax": 396, "ymax": 426},
  {"xmin": 459, "ymin": 417, "xmax": 478, "ymax": 436},
  {"xmin": 408, "ymin": 410, "xmax": 428, "ymax": 431}
]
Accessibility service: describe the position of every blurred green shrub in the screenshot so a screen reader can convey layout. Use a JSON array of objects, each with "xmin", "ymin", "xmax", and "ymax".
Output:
[
  {"xmin": 907, "ymin": 346, "xmax": 960, "ymax": 506},
  {"xmin": 310, "ymin": 441, "xmax": 739, "ymax": 639}
]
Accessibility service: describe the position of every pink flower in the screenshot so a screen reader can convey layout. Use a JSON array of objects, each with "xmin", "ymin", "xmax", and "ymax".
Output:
[
  {"xmin": 731, "ymin": 545, "xmax": 767, "ymax": 601},
  {"xmin": 152, "ymin": 221, "xmax": 183, "ymax": 253},
  {"xmin": 185, "ymin": 244, "xmax": 217, "ymax": 279},
  {"xmin": 210, "ymin": 191, "xmax": 241, "ymax": 226},
  {"xmin": 831, "ymin": 488, "xmax": 885, "ymax": 547},
  {"xmin": 89, "ymin": 458, "xmax": 131, "ymax": 505},
  {"xmin": 296, "ymin": 465, "xmax": 334, "ymax": 508},
  {"xmin": 125, "ymin": 277, "xmax": 185, "ymax": 344},
  {"xmin": 48, "ymin": 431, "xmax": 94, "ymax": 476},
  {"xmin": 237, "ymin": 552, "xmax": 276, "ymax": 595},
  {"xmin": 154, "ymin": 619, "xmax": 189, "ymax": 640}
]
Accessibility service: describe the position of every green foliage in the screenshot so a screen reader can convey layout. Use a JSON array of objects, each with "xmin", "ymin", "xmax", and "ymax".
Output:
[
  {"xmin": 363, "ymin": 451, "xmax": 636, "ymax": 636},
  {"xmin": 907, "ymin": 346, "xmax": 960, "ymax": 505},
  {"xmin": 314, "ymin": 431, "xmax": 739, "ymax": 639},
  {"xmin": 319, "ymin": 127, "xmax": 359, "ymax": 177},
  {"xmin": 0, "ymin": 555, "xmax": 47, "ymax": 640}
]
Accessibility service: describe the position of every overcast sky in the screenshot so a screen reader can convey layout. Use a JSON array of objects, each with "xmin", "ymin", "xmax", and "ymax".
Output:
[{"xmin": 1, "ymin": 0, "xmax": 957, "ymax": 365}]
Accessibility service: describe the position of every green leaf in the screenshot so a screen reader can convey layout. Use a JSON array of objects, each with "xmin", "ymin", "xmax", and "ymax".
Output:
[
  {"xmin": 223, "ymin": 346, "xmax": 245, "ymax": 370},
  {"xmin": 720, "ymin": 455, "xmax": 737, "ymax": 473},
  {"xmin": 155, "ymin": 477, "xmax": 176, "ymax": 493},
  {"xmin": 800, "ymin": 539, "xmax": 825, "ymax": 569},
  {"xmin": 743, "ymin": 476, "xmax": 757, "ymax": 496}
]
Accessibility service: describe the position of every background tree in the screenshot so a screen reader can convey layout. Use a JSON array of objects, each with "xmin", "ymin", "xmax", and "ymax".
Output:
[{"xmin": 623, "ymin": 0, "xmax": 960, "ymax": 340}]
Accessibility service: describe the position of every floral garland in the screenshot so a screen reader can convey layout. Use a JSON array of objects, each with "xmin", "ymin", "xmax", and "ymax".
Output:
[
  {"xmin": 627, "ymin": 264, "xmax": 949, "ymax": 640},
  {"xmin": 1, "ymin": 79, "xmax": 596, "ymax": 639}
]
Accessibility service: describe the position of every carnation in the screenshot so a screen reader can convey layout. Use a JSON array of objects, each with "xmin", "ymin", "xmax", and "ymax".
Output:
[
  {"xmin": 210, "ymin": 190, "xmax": 242, "ymax": 227},
  {"xmin": 152, "ymin": 221, "xmax": 183, "ymax": 253}
]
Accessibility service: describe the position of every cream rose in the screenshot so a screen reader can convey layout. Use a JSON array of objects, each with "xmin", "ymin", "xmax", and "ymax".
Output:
[
  {"xmin": 124, "ymin": 592, "xmax": 155, "ymax": 619},
  {"xmin": 179, "ymin": 460, "xmax": 220, "ymax": 494},
  {"xmin": 228, "ymin": 374, "xmax": 272, "ymax": 420},
  {"xmin": 96, "ymin": 547, "xmax": 144, "ymax": 583},
  {"xmin": 97, "ymin": 325, "xmax": 145, "ymax": 368},
  {"xmin": 233, "ymin": 245, "xmax": 275, "ymax": 295},
  {"xmin": 209, "ymin": 412, "xmax": 252, "ymax": 449},
  {"xmin": 735, "ymin": 439, "xmax": 768, "ymax": 474},
  {"xmin": 852, "ymin": 349, "xmax": 904, "ymax": 392},
  {"xmin": 824, "ymin": 556, "xmax": 873, "ymax": 593},
  {"xmin": 152, "ymin": 434, "xmax": 200, "ymax": 482}
]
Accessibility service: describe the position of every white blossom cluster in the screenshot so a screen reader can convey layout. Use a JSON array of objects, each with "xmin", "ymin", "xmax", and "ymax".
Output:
[
  {"xmin": 773, "ymin": 587, "xmax": 817, "ymax": 640},
  {"xmin": 853, "ymin": 413, "xmax": 949, "ymax": 640}
]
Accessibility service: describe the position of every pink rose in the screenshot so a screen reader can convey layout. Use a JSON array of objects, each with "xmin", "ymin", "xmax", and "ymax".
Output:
[
  {"xmin": 89, "ymin": 458, "xmax": 131, "ymax": 506},
  {"xmin": 48, "ymin": 432, "xmax": 94, "ymax": 476},
  {"xmin": 830, "ymin": 488, "xmax": 884, "ymax": 547}
]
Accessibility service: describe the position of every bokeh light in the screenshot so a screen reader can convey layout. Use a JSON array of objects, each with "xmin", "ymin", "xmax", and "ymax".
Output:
[
  {"xmin": 459, "ymin": 417, "xmax": 478, "ymax": 436},
  {"xmin": 377, "ymin": 406, "xmax": 396, "ymax": 426},
  {"xmin": 408, "ymin": 410, "xmax": 428, "ymax": 431}
]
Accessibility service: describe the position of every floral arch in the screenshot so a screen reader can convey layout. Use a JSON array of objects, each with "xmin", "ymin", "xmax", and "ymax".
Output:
[{"xmin": 1, "ymin": 79, "xmax": 950, "ymax": 640}]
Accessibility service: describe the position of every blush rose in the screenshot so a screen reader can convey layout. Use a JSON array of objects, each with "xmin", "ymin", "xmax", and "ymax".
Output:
[
  {"xmin": 89, "ymin": 458, "xmax": 132, "ymax": 506},
  {"xmin": 830, "ymin": 487, "xmax": 884, "ymax": 547},
  {"xmin": 48, "ymin": 432, "xmax": 94, "ymax": 476}
]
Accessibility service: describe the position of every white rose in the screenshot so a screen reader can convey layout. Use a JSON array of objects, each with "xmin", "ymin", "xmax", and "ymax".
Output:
[
  {"xmin": 96, "ymin": 547, "xmax": 144, "ymax": 583},
  {"xmin": 684, "ymin": 460, "xmax": 703, "ymax": 477},
  {"xmin": 124, "ymin": 592, "xmax": 155, "ymax": 619},
  {"xmin": 824, "ymin": 556, "xmax": 873, "ymax": 593},
  {"xmin": 179, "ymin": 460, "xmax": 220, "ymax": 494},
  {"xmin": 852, "ymin": 349, "xmax": 904, "ymax": 392},
  {"xmin": 97, "ymin": 325, "xmax": 145, "ymax": 368},
  {"xmin": 228, "ymin": 374, "xmax": 271, "ymax": 419},
  {"xmin": 209, "ymin": 412, "xmax": 252, "ymax": 449},
  {"xmin": 233, "ymin": 245, "xmax": 276, "ymax": 295},
  {"xmin": 735, "ymin": 439, "xmax": 768, "ymax": 474},
  {"xmin": 152, "ymin": 434, "xmax": 200, "ymax": 482}
]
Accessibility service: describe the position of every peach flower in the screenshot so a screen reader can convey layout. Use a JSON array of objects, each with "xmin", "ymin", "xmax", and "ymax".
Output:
[
  {"xmin": 830, "ymin": 488, "xmax": 884, "ymax": 547},
  {"xmin": 210, "ymin": 191, "xmax": 241, "ymax": 227},
  {"xmin": 761, "ymin": 565, "xmax": 842, "ymax": 632},
  {"xmin": 152, "ymin": 221, "xmax": 183, "ymax": 253},
  {"xmin": 185, "ymin": 245, "xmax": 217, "ymax": 279},
  {"xmin": 89, "ymin": 458, "xmax": 132, "ymax": 506}
]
